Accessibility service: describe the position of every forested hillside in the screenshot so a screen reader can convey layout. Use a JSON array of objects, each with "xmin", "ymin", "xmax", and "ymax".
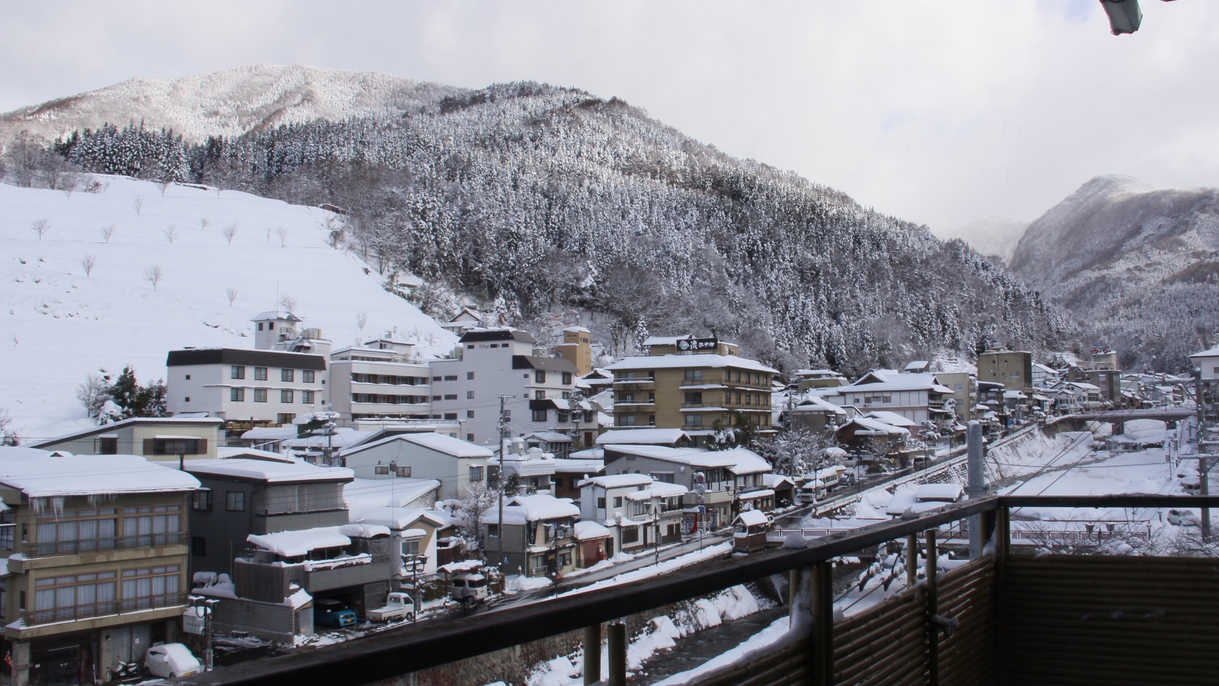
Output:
[{"xmin": 44, "ymin": 77, "xmax": 1069, "ymax": 375}]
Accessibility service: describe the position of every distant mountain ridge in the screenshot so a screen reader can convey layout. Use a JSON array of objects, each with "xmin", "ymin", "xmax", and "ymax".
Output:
[
  {"xmin": 1009, "ymin": 175, "xmax": 1219, "ymax": 370},
  {"xmin": 0, "ymin": 64, "xmax": 461, "ymax": 144},
  {"xmin": 8, "ymin": 65, "xmax": 1071, "ymax": 376}
]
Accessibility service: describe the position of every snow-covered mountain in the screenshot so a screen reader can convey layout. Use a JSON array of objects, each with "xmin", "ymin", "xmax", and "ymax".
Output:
[
  {"xmin": 1008, "ymin": 175, "xmax": 1219, "ymax": 370},
  {"xmin": 0, "ymin": 64, "xmax": 461, "ymax": 144},
  {"xmin": 933, "ymin": 216, "xmax": 1029, "ymax": 264},
  {"xmin": 0, "ymin": 175, "xmax": 456, "ymax": 441}
]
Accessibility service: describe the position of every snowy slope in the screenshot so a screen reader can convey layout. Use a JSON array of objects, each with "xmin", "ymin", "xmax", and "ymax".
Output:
[
  {"xmin": 933, "ymin": 215, "xmax": 1029, "ymax": 264},
  {"xmin": 0, "ymin": 64, "xmax": 461, "ymax": 144},
  {"xmin": 0, "ymin": 176, "xmax": 456, "ymax": 441}
]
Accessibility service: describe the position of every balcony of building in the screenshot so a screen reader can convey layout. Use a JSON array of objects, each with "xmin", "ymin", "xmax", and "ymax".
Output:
[{"xmin": 204, "ymin": 494, "xmax": 1219, "ymax": 686}]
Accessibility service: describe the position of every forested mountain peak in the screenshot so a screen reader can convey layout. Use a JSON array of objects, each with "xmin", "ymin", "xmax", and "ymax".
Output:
[
  {"xmin": 27, "ymin": 66, "xmax": 1070, "ymax": 376},
  {"xmin": 0, "ymin": 63, "xmax": 461, "ymax": 145},
  {"xmin": 1009, "ymin": 175, "xmax": 1219, "ymax": 370}
]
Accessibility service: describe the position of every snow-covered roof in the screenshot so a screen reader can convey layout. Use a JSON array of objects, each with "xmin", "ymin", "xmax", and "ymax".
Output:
[
  {"xmin": 216, "ymin": 447, "xmax": 296, "ymax": 463},
  {"xmin": 551, "ymin": 457, "xmax": 604, "ymax": 474},
  {"xmin": 347, "ymin": 505, "xmax": 444, "ymax": 531},
  {"xmin": 606, "ymin": 444, "xmax": 737, "ymax": 468},
  {"xmin": 762, "ymin": 473, "xmax": 795, "ymax": 489},
  {"xmin": 595, "ymin": 428, "xmax": 689, "ymax": 446},
  {"xmin": 284, "ymin": 428, "xmax": 372, "ymax": 451},
  {"xmin": 606, "ymin": 354, "xmax": 777, "ymax": 374},
  {"xmin": 581, "ymin": 474, "xmax": 653, "ymax": 489},
  {"xmin": 484, "ymin": 494, "xmax": 579, "ymax": 524},
  {"xmin": 626, "ymin": 482, "xmax": 689, "ymax": 501},
  {"xmin": 525, "ymin": 431, "xmax": 573, "ymax": 444},
  {"xmin": 252, "ymin": 310, "xmax": 302, "ymax": 322},
  {"xmin": 241, "ymin": 427, "xmax": 300, "ymax": 441},
  {"xmin": 185, "ymin": 458, "xmax": 353, "ymax": 484},
  {"xmin": 574, "ymin": 520, "xmax": 612, "ymax": 540},
  {"xmin": 839, "ymin": 417, "xmax": 910, "ymax": 436},
  {"xmin": 342, "ymin": 432, "xmax": 493, "ymax": 459},
  {"xmin": 343, "ymin": 478, "xmax": 441, "ymax": 509},
  {"xmin": 735, "ymin": 510, "xmax": 769, "ymax": 527},
  {"xmin": 793, "ymin": 395, "xmax": 847, "ymax": 415},
  {"xmin": 716, "ymin": 447, "xmax": 773, "ymax": 475},
  {"xmin": 0, "ymin": 448, "xmax": 200, "ymax": 497},
  {"xmin": 30, "ymin": 416, "xmax": 223, "ymax": 448},
  {"xmin": 845, "ymin": 370, "xmax": 952, "ymax": 394},
  {"xmin": 248, "ymin": 527, "xmax": 351, "ymax": 558},
  {"xmin": 1190, "ymin": 346, "xmax": 1219, "ymax": 359},
  {"xmin": 863, "ymin": 411, "xmax": 917, "ymax": 428},
  {"xmin": 917, "ymin": 484, "xmax": 964, "ymax": 502}
]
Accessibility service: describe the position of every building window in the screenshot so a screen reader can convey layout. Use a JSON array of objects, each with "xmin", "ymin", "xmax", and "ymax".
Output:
[
  {"xmin": 562, "ymin": 372, "xmax": 572, "ymax": 385},
  {"xmin": 254, "ymin": 388, "xmax": 268, "ymax": 403},
  {"xmin": 375, "ymin": 465, "xmax": 390, "ymax": 475},
  {"xmin": 277, "ymin": 413, "xmax": 295, "ymax": 425},
  {"xmin": 230, "ymin": 387, "xmax": 245, "ymax": 402},
  {"xmin": 396, "ymin": 465, "xmax": 412, "ymax": 478},
  {"xmin": 684, "ymin": 370, "xmax": 703, "ymax": 384},
  {"xmin": 686, "ymin": 415, "xmax": 704, "ymax": 428},
  {"xmin": 281, "ymin": 390, "xmax": 294, "ymax": 403},
  {"xmin": 191, "ymin": 537, "xmax": 206, "ymax": 556},
  {"xmin": 184, "ymin": 397, "xmax": 190, "ymax": 403},
  {"xmin": 467, "ymin": 433, "xmax": 475, "ymax": 442},
  {"xmin": 648, "ymin": 415, "xmax": 656, "ymax": 426},
  {"xmin": 254, "ymin": 367, "xmax": 268, "ymax": 381},
  {"xmin": 185, "ymin": 374, "xmax": 191, "ymax": 380},
  {"xmin": 620, "ymin": 415, "xmax": 636, "ymax": 426},
  {"xmin": 444, "ymin": 413, "xmax": 458, "ymax": 420},
  {"xmin": 282, "ymin": 369, "xmax": 295, "ymax": 382},
  {"xmin": 470, "ymin": 466, "xmax": 485, "ymax": 482},
  {"xmin": 536, "ymin": 370, "xmax": 547, "ymax": 383},
  {"xmin": 467, "ymin": 410, "xmax": 475, "ymax": 418},
  {"xmin": 532, "ymin": 409, "xmax": 548, "ymax": 422},
  {"xmin": 622, "ymin": 527, "xmax": 639, "ymax": 544},
  {"xmin": 487, "ymin": 524, "xmax": 499, "ymax": 538},
  {"xmin": 444, "ymin": 394, "xmax": 457, "ymax": 401},
  {"xmin": 613, "ymin": 496, "xmax": 623, "ymax": 508},
  {"xmin": 231, "ymin": 366, "xmax": 246, "ymax": 380},
  {"xmin": 444, "ymin": 375, "xmax": 458, "ymax": 381},
  {"xmin": 536, "ymin": 390, "xmax": 546, "ymax": 400},
  {"xmin": 226, "ymin": 491, "xmax": 245, "ymax": 512},
  {"xmin": 467, "ymin": 372, "xmax": 475, "ymax": 380},
  {"xmin": 120, "ymin": 565, "xmax": 181, "ymax": 612},
  {"xmin": 97, "ymin": 437, "xmax": 118, "ymax": 454},
  {"xmin": 302, "ymin": 390, "xmax": 315, "ymax": 404},
  {"xmin": 191, "ymin": 490, "xmax": 213, "ymax": 511},
  {"xmin": 31, "ymin": 571, "xmax": 118, "ymax": 624},
  {"xmin": 303, "ymin": 370, "xmax": 315, "ymax": 383},
  {"xmin": 685, "ymin": 392, "xmax": 703, "ymax": 404},
  {"xmin": 149, "ymin": 438, "xmax": 205, "ymax": 455},
  {"xmin": 597, "ymin": 497, "xmax": 606, "ymax": 509},
  {"xmin": 467, "ymin": 390, "xmax": 475, "ymax": 400}
]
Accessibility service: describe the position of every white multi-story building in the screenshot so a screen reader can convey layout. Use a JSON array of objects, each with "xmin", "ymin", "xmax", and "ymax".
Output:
[
  {"xmin": 829, "ymin": 369, "xmax": 954, "ymax": 425},
  {"xmin": 429, "ymin": 328, "xmax": 579, "ymax": 446},
  {"xmin": 167, "ymin": 312, "xmax": 331, "ymax": 429},
  {"xmin": 329, "ymin": 337, "xmax": 432, "ymax": 421}
]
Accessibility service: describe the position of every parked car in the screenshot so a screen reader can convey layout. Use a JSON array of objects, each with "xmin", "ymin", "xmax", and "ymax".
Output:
[
  {"xmin": 315, "ymin": 598, "xmax": 358, "ymax": 628},
  {"xmin": 1167, "ymin": 509, "xmax": 1199, "ymax": 527},
  {"xmin": 144, "ymin": 643, "xmax": 201, "ymax": 679},
  {"xmin": 367, "ymin": 592, "xmax": 415, "ymax": 622},
  {"xmin": 451, "ymin": 573, "xmax": 489, "ymax": 605}
]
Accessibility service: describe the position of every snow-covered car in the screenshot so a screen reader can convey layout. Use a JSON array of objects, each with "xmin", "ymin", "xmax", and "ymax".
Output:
[
  {"xmin": 1179, "ymin": 474, "xmax": 1201, "ymax": 493},
  {"xmin": 451, "ymin": 573, "xmax": 488, "ymax": 605},
  {"xmin": 144, "ymin": 643, "xmax": 201, "ymax": 679},
  {"xmin": 1167, "ymin": 509, "xmax": 1199, "ymax": 526},
  {"xmin": 314, "ymin": 598, "xmax": 358, "ymax": 628}
]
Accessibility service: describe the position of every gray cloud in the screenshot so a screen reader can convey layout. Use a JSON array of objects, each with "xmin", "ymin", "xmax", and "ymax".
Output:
[{"xmin": 3, "ymin": 0, "xmax": 1217, "ymax": 236}]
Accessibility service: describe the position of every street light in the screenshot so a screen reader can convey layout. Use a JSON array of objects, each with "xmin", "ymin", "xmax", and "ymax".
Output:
[{"xmin": 186, "ymin": 595, "xmax": 219, "ymax": 671}]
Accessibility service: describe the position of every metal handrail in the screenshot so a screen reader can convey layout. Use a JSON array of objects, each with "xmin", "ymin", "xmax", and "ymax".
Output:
[{"xmin": 207, "ymin": 494, "xmax": 1219, "ymax": 686}]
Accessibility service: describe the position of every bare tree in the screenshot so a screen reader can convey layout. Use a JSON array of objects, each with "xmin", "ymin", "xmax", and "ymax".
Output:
[
  {"xmin": 226, "ymin": 287, "xmax": 238, "ymax": 307},
  {"xmin": 30, "ymin": 218, "xmax": 50, "ymax": 240},
  {"xmin": 275, "ymin": 226, "xmax": 289, "ymax": 247},
  {"xmin": 132, "ymin": 198, "xmax": 144, "ymax": 215},
  {"xmin": 75, "ymin": 371, "xmax": 111, "ymax": 418},
  {"xmin": 222, "ymin": 224, "xmax": 238, "ymax": 245},
  {"xmin": 144, "ymin": 264, "xmax": 163, "ymax": 290},
  {"xmin": 81, "ymin": 254, "xmax": 97, "ymax": 277},
  {"xmin": 454, "ymin": 483, "xmax": 500, "ymax": 554},
  {"xmin": 100, "ymin": 225, "xmax": 116, "ymax": 243},
  {"xmin": 59, "ymin": 169, "xmax": 81, "ymax": 199},
  {"xmin": 356, "ymin": 311, "xmax": 368, "ymax": 331},
  {"xmin": 0, "ymin": 407, "xmax": 18, "ymax": 446},
  {"xmin": 199, "ymin": 217, "xmax": 211, "ymax": 231},
  {"xmin": 279, "ymin": 294, "xmax": 298, "ymax": 314},
  {"xmin": 163, "ymin": 226, "xmax": 179, "ymax": 244},
  {"xmin": 155, "ymin": 180, "xmax": 170, "ymax": 196}
]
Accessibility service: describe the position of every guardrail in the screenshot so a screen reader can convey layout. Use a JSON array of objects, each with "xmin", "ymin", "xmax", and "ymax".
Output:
[{"xmin": 203, "ymin": 493, "xmax": 1219, "ymax": 686}]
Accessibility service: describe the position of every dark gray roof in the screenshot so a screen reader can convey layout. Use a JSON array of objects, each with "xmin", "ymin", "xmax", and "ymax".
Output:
[
  {"xmin": 459, "ymin": 329, "xmax": 535, "ymax": 344},
  {"xmin": 513, "ymin": 356, "xmax": 578, "ymax": 373}
]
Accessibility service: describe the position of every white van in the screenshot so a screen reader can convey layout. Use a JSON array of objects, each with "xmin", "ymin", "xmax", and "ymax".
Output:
[{"xmin": 798, "ymin": 479, "xmax": 827, "ymax": 504}]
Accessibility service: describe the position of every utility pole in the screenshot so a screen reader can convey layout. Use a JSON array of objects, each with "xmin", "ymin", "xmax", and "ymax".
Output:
[
  {"xmin": 1196, "ymin": 371, "xmax": 1213, "ymax": 541},
  {"xmin": 498, "ymin": 394, "xmax": 511, "ymax": 569}
]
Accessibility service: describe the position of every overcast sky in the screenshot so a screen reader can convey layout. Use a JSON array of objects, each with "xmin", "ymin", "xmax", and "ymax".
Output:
[{"xmin": 2, "ymin": 1, "xmax": 1218, "ymax": 234}]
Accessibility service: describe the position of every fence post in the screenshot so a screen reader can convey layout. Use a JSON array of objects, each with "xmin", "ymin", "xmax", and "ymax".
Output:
[
  {"xmin": 607, "ymin": 621, "xmax": 627, "ymax": 686},
  {"xmin": 812, "ymin": 562, "xmax": 834, "ymax": 686},
  {"xmin": 925, "ymin": 529, "xmax": 939, "ymax": 686},
  {"xmin": 788, "ymin": 567, "xmax": 801, "ymax": 630},
  {"xmin": 583, "ymin": 624, "xmax": 602, "ymax": 686},
  {"xmin": 906, "ymin": 533, "xmax": 919, "ymax": 590}
]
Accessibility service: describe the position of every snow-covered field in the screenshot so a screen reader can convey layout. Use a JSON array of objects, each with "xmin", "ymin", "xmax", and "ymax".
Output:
[{"xmin": 0, "ymin": 176, "xmax": 455, "ymax": 440}]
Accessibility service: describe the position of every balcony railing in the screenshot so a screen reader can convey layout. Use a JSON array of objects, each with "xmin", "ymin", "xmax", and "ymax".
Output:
[
  {"xmin": 31, "ymin": 532, "xmax": 187, "ymax": 557},
  {"xmin": 26, "ymin": 592, "xmax": 185, "ymax": 626},
  {"xmin": 209, "ymin": 494, "xmax": 1219, "ymax": 686}
]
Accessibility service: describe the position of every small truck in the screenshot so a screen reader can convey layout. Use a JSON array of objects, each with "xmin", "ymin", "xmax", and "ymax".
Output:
[{"xmin": 366, "ymin": 592, "xmax": 415, "ymax": 622}]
